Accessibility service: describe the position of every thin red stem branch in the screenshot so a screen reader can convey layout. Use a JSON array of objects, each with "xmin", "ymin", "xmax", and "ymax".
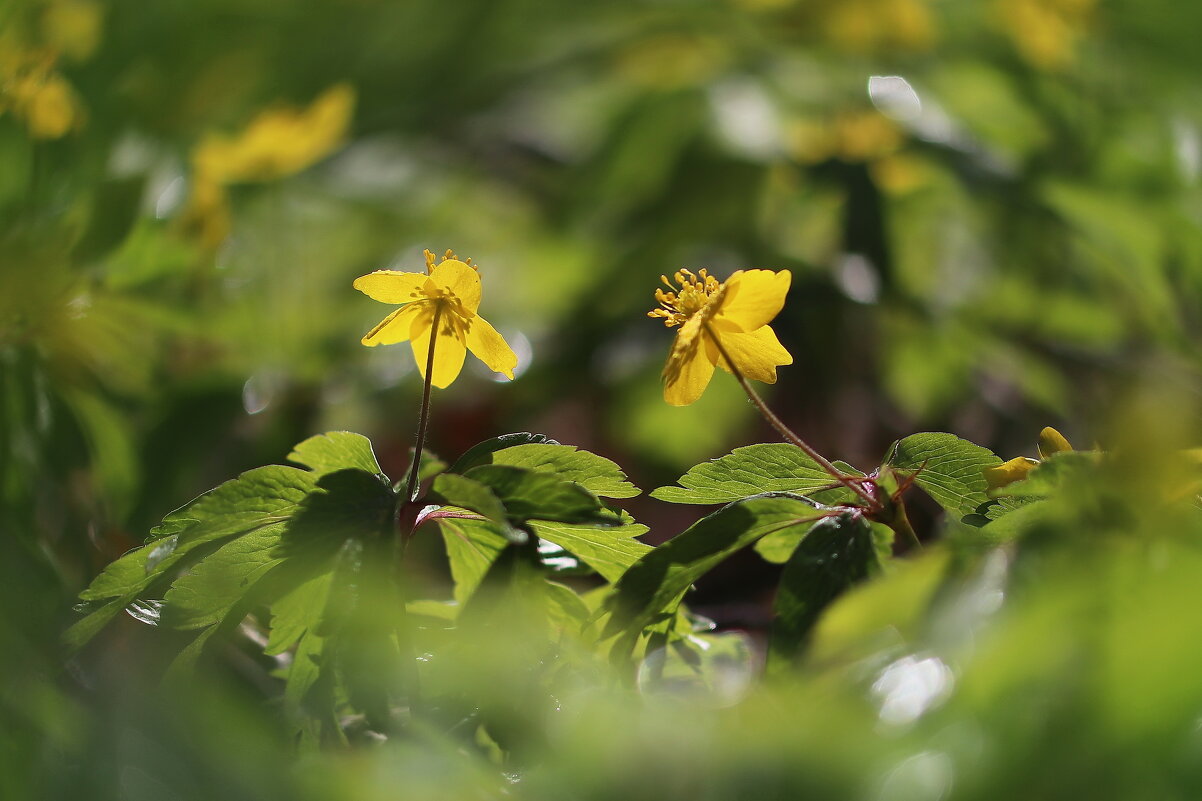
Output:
[{"xmin": 702, "ymin": 322, "xmax": 877, "ymax": 507}]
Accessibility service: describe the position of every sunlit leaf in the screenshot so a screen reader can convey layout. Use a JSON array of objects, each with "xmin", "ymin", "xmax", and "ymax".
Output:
[
  {"xmin": 651, "ymin": 444, "xmax": 841, "ymax": 505},
  {"xmin": 885, "ymin": 433, "xmax": 1002, "ymax": 519}
]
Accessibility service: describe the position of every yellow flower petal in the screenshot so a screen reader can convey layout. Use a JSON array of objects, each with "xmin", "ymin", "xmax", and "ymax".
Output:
[
  {"xmin": 713, "ymin": 269, "xmax": 791, "ymax": 333},
  {"xmin": 465, "ymin": 315, "xmax": 518, "ymax": 379},
  {"xmin": 984, "ymin": 457, "xmax": 1040, "ymax": 490},
  {"xmin": 411, "ymin": 314, "xmax": 467, "ymax": 389},
  {"xmin": 1037, "ymin": 426, "xmax": 1073, "ymax": 460},
  {"xmin": 361, "ymin": 302, "xmax": 427, "ymax": 346},
  {"xmin": 712, "ymin": 325, "xmax": 793, "ymax": 383},
  {"xmin": 429, "ymin": 259, "xmax": 481, "ymax": 315},
  {"xmin": 353, "ymin": 270, "xmax": 430, "ymax": 304},
  {"xmin": 663, "ymin": 315, "xmax": 716, "ymax": 406}
]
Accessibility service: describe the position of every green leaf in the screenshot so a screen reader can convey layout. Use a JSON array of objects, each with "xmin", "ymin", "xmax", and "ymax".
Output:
[
  {"xmin": 436, "ymin": 516, "xmax": 511, "ymax": 603},
  {"xmin": 417, "ymin": 449, "xmax": 448, "ymax": 482},
  {"xmin": 651, "ymin": 444, "xmax": 841, "ymax": 505},
  {"xmin": 806, "ymin": 546, "xmax": 952, "ymax": 667},
  {"xmin": 145, "ymin": 465, "xmax": 319, "ymax": 544},
  {"xmin": 604, "ymin": 494, "xmax": 821, "ymax": 637},
  {"xmin": 885, "ymin": 433, "xmax": 1002, "ymax": 519},
  {"xmin": 770, "ymin": 512, "xmax": 880, "ymax": 663},
  {"xmin": 280, "ymin": 469, "xmax": 397, "ymax": 555},
  {"xmin": 267, "ymin": 571, "xmax": 334, "ymax": 655},
  {"xmin": 428, "ymin": 473, "xmax": 508, "ymax": 524},
  {"xmin": 288, "ymin": 431, "xmax": 385, "ymax": 478},
  {"xmin": 528, "ymin": 520, "xmax": 652, "ymax": 583},
  {"xmin": 464, "ymin": 464, "xmax": 617, "ymax": 524},
  {"xmin": 997, "ymin": 451, "xmax": 1099, "ymax": 498},
  {"xmin": 159, "ymin": 521, "xmax": 288, "ymax": 630},
  {"xmin": 67, "ymin": 465, "xmax": 318, "ymax": 650},
  {"xmin": 450, "ymin": 432, "xmax": 558, "ymax": 473},
  {"xmin": 483, "ymin": 443, "xmax": 640, "ymax": 498}
]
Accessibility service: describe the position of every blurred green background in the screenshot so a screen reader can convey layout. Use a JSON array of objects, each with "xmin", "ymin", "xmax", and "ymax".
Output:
[{"xmin": 4, "ymin": 0, "xmax": 1202, "ymax": 797}]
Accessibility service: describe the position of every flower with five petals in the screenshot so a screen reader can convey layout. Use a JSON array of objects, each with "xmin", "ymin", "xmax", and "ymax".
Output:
[
  {"xmin": 648, "ymin": 268, "xmax": 793, "ymax": 406},
  {"xmin": 354, "ymin": 250, "xmax": 518, "ymax": 388}
]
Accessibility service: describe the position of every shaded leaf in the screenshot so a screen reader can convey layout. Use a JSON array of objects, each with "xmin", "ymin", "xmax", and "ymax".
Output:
[
  {"xmin": 770, "ymin": 512, "xmax": 880, "ymax": 663},
  {"xmin": 464, "ymin": 464, "xmax": 617, "ymax": 524},
  {"xmin": 604, "ymin": 494, "xmax": 823, "ymax": 637},
  {"xmin": 428, "ymin": 473, "xmax": 508, "ymax": 524},
  {"xmin": 67, "ymin": 465, "xmax": 318, "ymax": 650}
]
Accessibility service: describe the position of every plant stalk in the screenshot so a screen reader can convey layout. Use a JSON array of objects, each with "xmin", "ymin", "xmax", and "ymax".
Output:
[
  {"xmin": 702, "ymin": 322, "xmax": 877, "ymax": 506},
  {"xmin": 403, "ymin": 304, "xmax": 443, "ymax": 506}
]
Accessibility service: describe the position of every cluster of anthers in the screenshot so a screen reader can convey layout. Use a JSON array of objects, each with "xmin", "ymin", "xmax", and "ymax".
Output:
[
  {"xmin": 647, "ymin": 269, "xmax": 723, "ymax": 328},
  {"xmin": 424, "ymin": 248, "xmax": 477, "ymax": 274}
]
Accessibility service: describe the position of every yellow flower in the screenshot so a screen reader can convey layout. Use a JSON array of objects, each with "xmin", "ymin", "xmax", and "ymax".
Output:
[
  {"xmin": 992, "ymin": 0, "xmax": 1095, "ymax": 70},
  {"xmin": 0, "ymin": 49, "xmax": 84, "ymax": 139},
  {"xmin": 180, "ymin": 84, "xmax": 355, "ymax": 248},
  {"xmin": 648, "ymin": 268, "xmax": 793, "ymax": 406},
  {"xmin": 354, "ymin": 250, "xmax": 518, "ymax": 389},
  {"xmin": 984, "ymin": 426, "xmax": 1073, "ymax": 490},
  {"xmin": 192, "ymin": 83, "xmax": 355, "ymax": 184}
]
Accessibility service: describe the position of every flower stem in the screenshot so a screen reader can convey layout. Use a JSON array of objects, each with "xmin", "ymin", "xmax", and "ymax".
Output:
[
  {"xmin": 403, "ymin": 305, "xmax": 443, "ymax": 506},
  {"xmin": 393, "ymin": 304, "xmax": 443, "ymax": 725},
  {"xmin": 702, "ymin": 322, "xmax": 877, "ymax": 506}
]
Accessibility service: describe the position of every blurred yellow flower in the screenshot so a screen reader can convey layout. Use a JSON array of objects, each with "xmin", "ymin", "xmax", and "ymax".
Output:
[
  {"xmin": 984, "ymin": 426, "xmax": 1073, "ymax": 490},
  {"xmin": 821, "ymin": 0, "xmax": 935, "ymax": 54},
  {"xmin": 40, "ymin": 0, "xmax": 104, "ymax": 62},
  {"xmin": 181, "ymin": 83, "xmax": 355, "ymax": 248},
  {"xmin": 614, "ymin": 33, "xmax": 728, "ymax": 90},
  {"xmin": 354, "ymin": 250, "xmax": 518, "ymax": 389},
  {"xmin": 193, "ymin": 83, "xmax": 355, "ymax": 183},
  {"xmin": 790, "ymin": 110, "xmax": 903, "ymax": 165},
  {"xmin": 649, "ymin": 268, "xmax": 793, "ymax": 406},
  {"xmin": 0, "ymin": 48, "xmax": 83, "ymax": 139},
  {"xmin": 993, "ymin": 0, "xmax": 1095, "ymax": 70}
]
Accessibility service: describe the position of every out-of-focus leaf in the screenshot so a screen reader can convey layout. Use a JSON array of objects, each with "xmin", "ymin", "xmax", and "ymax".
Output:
[
  {"xmin": 482, "ymin": 442, "xmax": 640, "ymax": 498},
  {"xmin": 266, "ymin": 570, "xmax": 333, "ymax": 656},
  {"xmin": 603, "ymin": 494, "xmax": 821, "ymax": 637},
  {"xmin": 651, "ymin": 444, "xmax": 841, "ymax": 505},
  {"xmin": 288, "ymin": 431, "xmax": 385, "ymax": 478},
  {"xmin": 417, "ymin": 449, "xmax": 448, "ymax": 482},
  {"xmin": 73, "ymin": 176, "xmax": 146, "ymax": 265},
  {"xmin": 806, "ymin": 546, "xmax": 953, "ymax": 668},
  {"xmin": 528, "ymin": 519, "xmax": 651, "ymax": 582},
  {"xmin": 998, "ymin": 451, "xmax": 1099, "ymax": 498},
  {"xmin": 770, "ymin": 512, "xmax": 880, "ymax": 663},
  {"xmin": 885, "ymin": 433, "xmax": 1002, "ymax": 519}
]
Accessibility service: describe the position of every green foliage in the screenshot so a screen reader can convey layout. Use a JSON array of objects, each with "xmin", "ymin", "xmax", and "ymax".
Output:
[
  {"xmin": 771, "ymin": 512, "xmax": 880, "ymax": 662},
  {"xmin": 651, "ymin": 444, "xmax": 841, "ymax": 504},
  {"xmin": 603, "ymin": 494, "xmax": 823, "ymax": 640},
  {"xmin": 12, "ymin": 0, "xmax": 1202, "ymax": 796},
  {"xmin": 885, "ymin": 432, "xmax": 1003, "ymax": 519}
]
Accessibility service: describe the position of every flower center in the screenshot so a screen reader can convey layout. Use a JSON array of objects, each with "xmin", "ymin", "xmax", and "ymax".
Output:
[{"xmin": 647, "ymin": 269, "xmax": 723, "ymax": 328}]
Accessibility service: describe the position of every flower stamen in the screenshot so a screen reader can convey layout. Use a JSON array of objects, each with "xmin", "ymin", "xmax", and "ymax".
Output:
[{"xmin": 647, "ymin": 268, "xmax": 723, "ymax": 328}]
